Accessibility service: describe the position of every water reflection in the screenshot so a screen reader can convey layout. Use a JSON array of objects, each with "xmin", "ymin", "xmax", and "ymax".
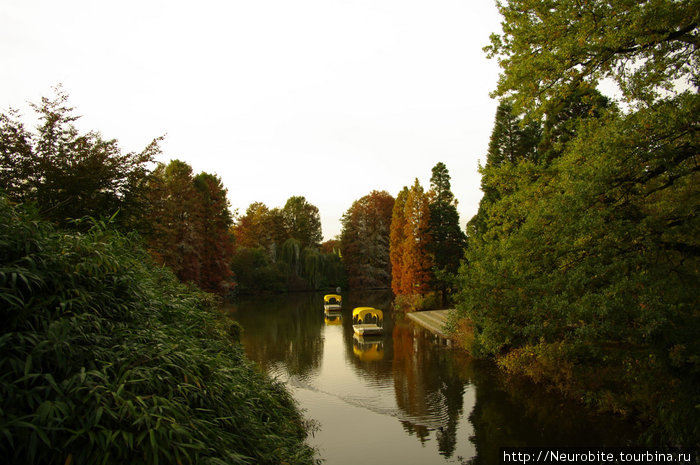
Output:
[
  {"xmin": 353, "ymin": 335, "xmax": 384, "ymax": 362},
  {"xmin": 229, "ymin": 292, "xmax": 323, "ymax": 379},
  {"xmin": 392, "ymin": 320, "xmax": 465, "ymax": 458},
  {"xmin": 325, "ymin": 313, "xmax": 342, "ymax": 325},
  {"xmin": 225, "ymin": 291, "xmax": 640, "ymax": 465}
]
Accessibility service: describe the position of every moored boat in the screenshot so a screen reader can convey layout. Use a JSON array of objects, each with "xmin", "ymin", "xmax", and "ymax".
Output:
[
  {"xmin": 352, "ymin": 307, "xmax": 383, "ymax": 336},
  {"xmin": 323, "ymin": 294, "xmax": 342, "ymax": 313}
]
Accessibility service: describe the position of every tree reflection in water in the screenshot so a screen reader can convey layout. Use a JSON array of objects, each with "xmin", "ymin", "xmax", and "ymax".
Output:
[{"xmin": 226, "ymin": 290, "xmax": 641, "ymax": 465}]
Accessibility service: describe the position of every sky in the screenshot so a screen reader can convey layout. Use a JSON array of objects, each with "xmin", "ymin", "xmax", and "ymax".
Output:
[{"xmin": 1, "ymin": 0, "xmax": 504, "ymax": 240}]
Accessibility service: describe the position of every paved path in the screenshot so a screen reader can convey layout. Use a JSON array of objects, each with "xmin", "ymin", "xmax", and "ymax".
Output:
[{"xmin": 406, "ymin": 309, "xmax": 453, "ymax": 339}]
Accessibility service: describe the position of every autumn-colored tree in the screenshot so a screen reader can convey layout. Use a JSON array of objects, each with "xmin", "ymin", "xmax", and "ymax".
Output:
[
  {"xmin": 232, "ymin": 198, "xmax": 343, "ymax": 293},
  {"xmin": 320, "ymin": 238, "xmax": 341, "ymax": 255},
  {"xmin": 340, "ymin": 190, "xmax": 394, "ymax": 289},
  {"xmin": 146, "ymin": 160, "xmax": 200, "ymax": 283},
  {"xmin": 389, "ymin": 187, "xmax": 409, "ymax": 295},
  {"xmin": 401, "ymin": 179, "xmax": 433, "ymax": 295},
  {"xmin": 193, "ymin": 172, "xmax": 234, "ymax": 294},
  {"xmin": 145, "ymin": 160, "xmax": 234, "ymax": 294}
]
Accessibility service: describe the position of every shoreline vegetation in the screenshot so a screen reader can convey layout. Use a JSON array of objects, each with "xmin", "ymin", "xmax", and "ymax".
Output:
[
  {"xmin": 1, "ymin": 0, "xmax": 697, "ymax": 457},
  {"xmin": 0, "ymin": 198, "xmax": 318, "ymax": 465}
]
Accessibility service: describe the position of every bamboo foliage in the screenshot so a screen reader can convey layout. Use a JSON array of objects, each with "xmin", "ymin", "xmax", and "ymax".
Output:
[{"xmin": 0, "ymin": 197, "xmax": 318, "ymax": 465}]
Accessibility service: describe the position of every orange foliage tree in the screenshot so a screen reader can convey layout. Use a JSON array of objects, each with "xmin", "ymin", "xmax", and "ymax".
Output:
[
  {"xmin": 400, "ymin": 179, "xmax": 433, "ymax": 295},
  {"xmin": 145, "ymin": 160, "xmax": 234, "ymax": 294}
]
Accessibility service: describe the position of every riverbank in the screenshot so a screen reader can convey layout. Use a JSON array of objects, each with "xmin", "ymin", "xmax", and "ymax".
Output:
[
  {"xmin": 0, "ymin": 198, "xmax": 318, "ymax": 465},
  {"xmin": 447, "ymin": 313, "xmax": 699, "ymax": 447}
]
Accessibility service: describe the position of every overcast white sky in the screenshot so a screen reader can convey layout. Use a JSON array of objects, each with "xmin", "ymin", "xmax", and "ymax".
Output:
[{"xmin": 1, "ymin": 0, "xmax": 503, "ymax": 240}]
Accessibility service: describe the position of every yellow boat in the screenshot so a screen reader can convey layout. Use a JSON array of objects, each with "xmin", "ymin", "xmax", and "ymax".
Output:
[
  {"xmin": 323, "ymin": 294, "xmax": 342, "ymax": 313},
  {"xmin": 352, "ymin": 307, "xmax": 383, "ymax": 336}
]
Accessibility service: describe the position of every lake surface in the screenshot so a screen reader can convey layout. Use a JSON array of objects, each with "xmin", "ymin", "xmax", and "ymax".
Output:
[{"xmin": 225, "ymin": 290, "xmax": 639, "ymax": 464}]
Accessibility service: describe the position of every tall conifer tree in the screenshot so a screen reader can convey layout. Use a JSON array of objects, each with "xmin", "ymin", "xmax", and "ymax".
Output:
[
  {"xmin": 428, "ymin": 162, "xmax": 466, "ymax": 304},
  {"xmin": 401, "ymin": 179, "xmax": 433, "ymax": 295}
]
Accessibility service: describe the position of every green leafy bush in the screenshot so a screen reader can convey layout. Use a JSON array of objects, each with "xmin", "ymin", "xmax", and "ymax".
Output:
[{"xmin": 0, "ymin": 197, "xmax": 318, "ymax": 464}]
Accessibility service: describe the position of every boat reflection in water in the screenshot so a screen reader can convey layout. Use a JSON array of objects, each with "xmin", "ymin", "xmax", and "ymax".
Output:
[
  {"xmin": 226, "ymin": 291, "xmax": 640, "ymax": 465},
  {"xmin": 324, "ymin": 313, "xmax": 342, "ymax": 326},
  {"xmin": 352, "ymin": 334, "xmax": 384, "ymax": 362}
]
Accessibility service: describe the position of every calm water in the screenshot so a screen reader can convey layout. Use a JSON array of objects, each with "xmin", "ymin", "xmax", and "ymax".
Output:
[{"xmin": 225, "ymin": 290, "xmax": 639, "ymax": 465}]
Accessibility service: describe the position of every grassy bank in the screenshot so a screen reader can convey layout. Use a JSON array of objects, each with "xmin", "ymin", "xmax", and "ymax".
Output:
[{"xmin": 0, "ymin": 197, "xmax": 318, "ymax": 465}]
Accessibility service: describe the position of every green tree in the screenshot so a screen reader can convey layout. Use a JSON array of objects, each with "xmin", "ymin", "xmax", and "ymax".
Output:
[
  {"xmin": 0, "ymin": 88, "xmax": 159, "ymax": 229},
  {"xmin": 484, "ymin": 0, "xmax": 699, "ymax": 114},
  {"xmin": 457, "ymin": 0, "xmax": 699, "ymax": 443},
  {"xmin": 282, "ymin": 196, "xmax": 323, "ymax": 249},
  {"xmin": 340, "ymin": 190, "xmax": 395, "ymax": 289},
  {"xmin": 427, "ymin": 163, "xmax": 466, "ymax": 305},
  {"xmin": 467, "ymin": 100, "xmax": 540, "ymax": 240}
]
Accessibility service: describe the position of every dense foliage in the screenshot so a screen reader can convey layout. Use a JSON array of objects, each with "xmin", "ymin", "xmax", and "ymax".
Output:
[
  {"xmin": 386, "ymin": 164, "xmax": 465, "ymax": 310},
  {"xmin": 0, "ymin": 87, "xmax": 158, "ymax": 231},
  {"xmin": 427, "ymin": 163, "xmax": 466, "ymax": 305},
  {"xmin": 455, "ymin": 0, "xmax": 699, "ymax": 444},
  {"xmin": 231, "ymin": 198, "xmax": 343, "ymax": 293},
  {"xmin": 0, "ymin": 197, "xmax": 317, "ymax": 464},
  {"xmin": 392, "ymin": 179, "xmax": 433, "ymax": 296},
  {"xmin": 145, "ymin": 160, "xmax": 234, "ymax": 295},
  {"xmin": 0, "ymin": 92, "xmax": 237, "ymax": 297},
  {"xmin": 340, "ymin": 190, "xmax": 394, "ymax": 289}
]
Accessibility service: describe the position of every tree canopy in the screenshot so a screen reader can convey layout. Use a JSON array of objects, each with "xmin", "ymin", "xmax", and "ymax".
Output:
[
  {"xmin": 0, "ymin": 87, "xmax": 159, "ymax": 230},
  {"xmin": 340, "ymin": 190, "xmax": 394, "ymax": 289},
  {"xmin": 428, "ymin": 163, "xmax": 466, "ymax": 303},
  {"xmin": 282, "ymin": 196, "xmax": 323, "ymax": 249},
  {"xmin": 144, "ymin": 160, "xmax": 234, "ymax": 295},
  {"xmin": 457, "ymin": 0, "xmax": 699, "ymax": 443}
]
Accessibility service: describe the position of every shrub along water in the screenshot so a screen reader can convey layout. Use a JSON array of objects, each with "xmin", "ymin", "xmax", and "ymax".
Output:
[{"xmin": 0, "ymin": 197, "xmax": 318, "ymax": 464}]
